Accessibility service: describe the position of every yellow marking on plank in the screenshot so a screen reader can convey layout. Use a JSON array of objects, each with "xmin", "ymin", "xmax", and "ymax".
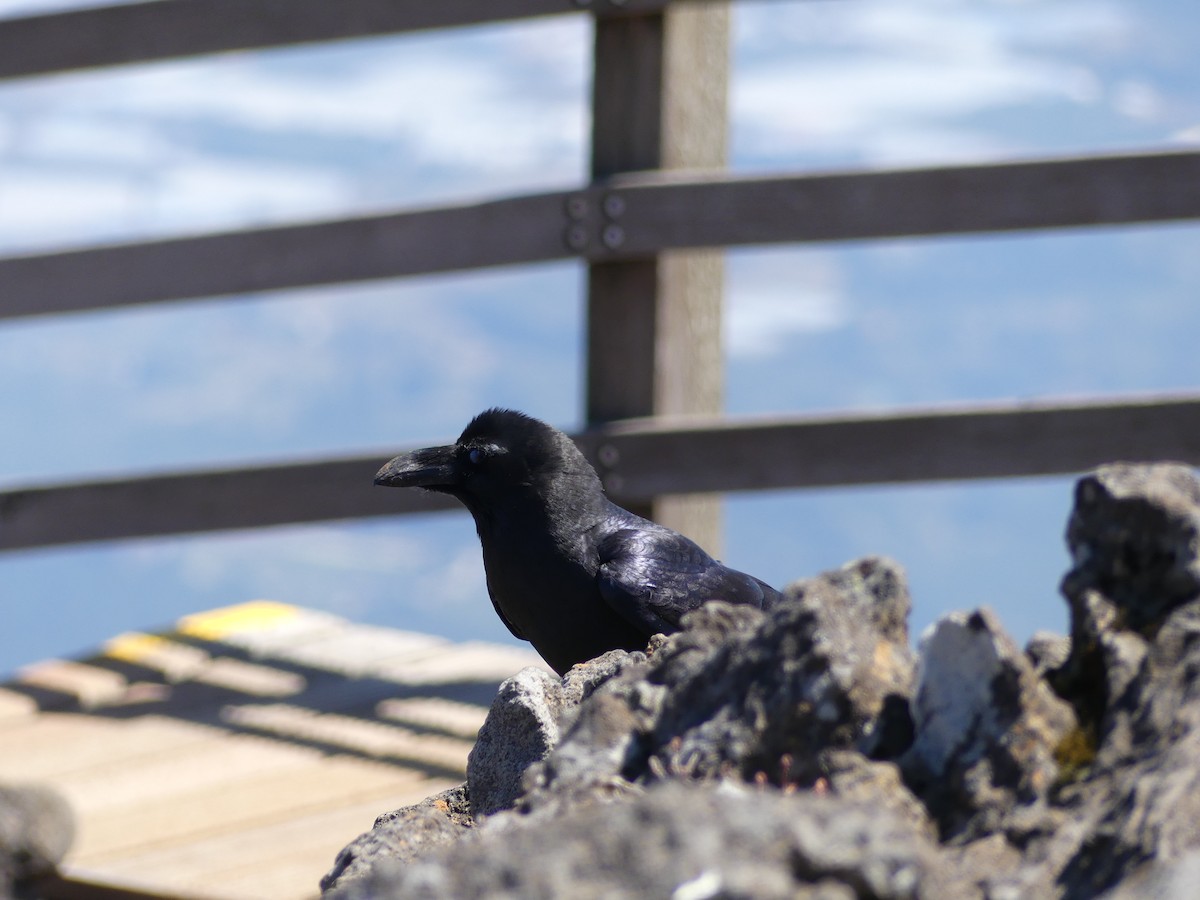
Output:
[
  {"xmin": 177, "ymin": 601, "xmax": 300, "ymax": 641},
  {"xmin": 103, "ymin": 633, "xmax": 209, "ymax": 681},
  {"xmin": 104, "ymin": 631, "xmax": 304, "ymax": 696}
]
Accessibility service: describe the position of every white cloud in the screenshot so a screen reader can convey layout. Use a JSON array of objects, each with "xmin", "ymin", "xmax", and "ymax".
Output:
[
  {"xmin": 22, "ymin": 115, "xmax": 172, "ymax": 164},
  {"xmin": 0, "ymin": 157, "xmax": 354, "ymax": 251},
  {"xmin": 54, "ymin": 21, "xmax": 587, "ymax": 177},
  {"xmin": 0, "ymin": 18, "xmax": 587, "ymax": 250},
  {"xmin": 738, "ymin": 56, "xmax": 1098, "ymax": 134},
  {"xmin": 0, "ymin": 166, "xmax": 142, "ymax": 242},
  {"xmin": 0, "ymin": 273, "xmax": 508, "ymax": 446},
  {"xmin": 149, "ymin": 158, "xmax": 354, "ymax": 230},
  {"xmin": 726, "ymin": 251, "xmax": 849, "ymax": 358},
  {"xmin": 1112, "ymin": 78, "xmax": 1166, "ymax": 122},
  {"xmin": 1172, "ymin": 124, "xmax": 1200, "ymax": 144},
  {"xmin": 732, "ymin": 0, "xmax": 1131, "ymax": 165}
]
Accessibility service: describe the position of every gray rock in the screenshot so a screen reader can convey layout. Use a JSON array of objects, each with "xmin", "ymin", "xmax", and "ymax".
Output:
[
  {"xmin": 465, "ymin": 666, "xmax": 567, "ymax": 818},
  {"xmin": 818, "ymin": 749, "xmax": 935, "ymax": 841},
  {"xmin": 1051, "ymin": 596, "xmax": 1200, "ymax": 898},
  {"xmin": 322, "ymin": 463, "xmax": 1200, "ymax": 900},
  {"xmin": 461, "ymin": 652, "xmax": 653, "ymax": 820},
  {"xmin": 647, "ymin": 557, "xmax": 918, "ymax": 785},
  {"xmin": 1032, "ymin": 464, "xmax": 1200, "ymax": 897},
  {"xmin": 1062, "ymin": 462, "xmax": 1200, "ymax": 634},
  {"xmin": 319, "ymin": 785, "xmax": 470, "ymax": 894},
  {"xmin": 517, "ymin": 692, "xmax": 644, "ymax": 815},
  {"xmin": 559, "ymin": 648, "xmax": 647, "ymax": 708},
  {"xmin": 326, "ymin": 782, "xmax": 940, "ymax": 900},
  {"xmin": 0, "ymin": 783, "xmax": 74, "ymax": 892},
  {"xmin": 1026, "ymin": 630, "xmax": 1071, "ymax": 676},
  {"xmin": 1101, "ymin": 848, "xmax": 1200, "ymax": 900},
  {"xmin": 904, "ymin": 607, "xmax": 1076, "ymax": 840}
]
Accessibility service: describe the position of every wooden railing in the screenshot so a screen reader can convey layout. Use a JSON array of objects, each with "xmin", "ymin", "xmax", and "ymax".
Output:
[
  {"xmin": 2, "ymin": 0, "xmax": 1198, "ymax": 555},
  {"xmin": 6, "ymin": 150, "xmax": 1199, "ymax": 322}
]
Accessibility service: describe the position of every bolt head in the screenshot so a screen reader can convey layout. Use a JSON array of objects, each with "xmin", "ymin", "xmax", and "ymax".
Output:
[
  {"xmin": 601, "ymin": 224, "xmax": 625, "ymax": 249},
  {"xmin": 565, "ymin": 195, "xmax": 588, "ymax": 220},
  {"xmin": 564, "ymin": 224, "xmax": 589, "ymax": 251}
]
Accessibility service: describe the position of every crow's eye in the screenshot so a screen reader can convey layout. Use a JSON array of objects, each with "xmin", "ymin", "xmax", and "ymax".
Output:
[{"xmin": 468, "ymin": 448, "xmax": 485, "ymax": 466}]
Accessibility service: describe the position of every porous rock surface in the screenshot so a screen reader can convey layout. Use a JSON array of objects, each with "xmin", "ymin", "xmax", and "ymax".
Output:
[{"xmin": 323, "ymin": 462, "xmax": 1200, "ymax": 900}]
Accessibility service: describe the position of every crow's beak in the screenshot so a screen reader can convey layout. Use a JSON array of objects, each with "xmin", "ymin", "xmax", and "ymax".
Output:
[{"xmin": 374, "ymin": 445, "xmax": 459, "ymax": 489}]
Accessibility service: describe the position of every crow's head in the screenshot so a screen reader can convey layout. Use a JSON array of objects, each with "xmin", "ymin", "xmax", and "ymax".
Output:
[{"xmin": 374, "ymin": 409, "xmax": 602, "ymax": 515}]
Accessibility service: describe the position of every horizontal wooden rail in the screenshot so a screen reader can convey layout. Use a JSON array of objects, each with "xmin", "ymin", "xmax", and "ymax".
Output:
[
  {"xmin": 0, "ymin": 0, "xmax": 703, "ymax": 81},
  {"xmin": 3, "ymin": 393, "xmax": 1198, "ymax": 552},
  {"xmin": 601, "ymin": 149, "xmax": 1200, "ymax": 252},
  {"xmin": 0, "ymin": 192, "xmax": 570, "ymax": 319},
  {"xmin": 579, "ymin": 394, "xmax": 1200, "ymax": 496},
  {"xmin": 0, "ymin": 456, "xmax": 458, "ymax": 553},
  {"xmin": 3, "ymin": 149, "xmax": 1198, "ymax": 322}
]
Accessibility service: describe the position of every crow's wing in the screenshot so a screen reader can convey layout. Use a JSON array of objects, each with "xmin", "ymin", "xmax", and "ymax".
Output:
[{"xmin": 596, "ymin": 527, "xmax": 772, "ymax": 637}]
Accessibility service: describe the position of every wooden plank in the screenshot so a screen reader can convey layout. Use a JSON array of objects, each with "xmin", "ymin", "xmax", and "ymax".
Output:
[
  {"xmin": 85, "ymin": 790, "xmax": 448, "ymax": 899},
  {"xmin": 0, "ymin": 453, "xmax": 457, "ymax": 551},
  {"xmin": 3, "ymin": 150, "xmax": 1198, "ymax": 322},
  {"xmin": 376, "ymin": 697, "xmax": 489, "ymax": 738},
  {"xmin": 586, "ymin": 5, "xmax": 729, "ymax": 550},
  {"xmin": 368, "ymin": 642, "xmax": 550, "ymax": 684},
  {"xmin": 50, "ymin": 730, "xmax": 322, "ymax": 823},
  {"xmin": 0, "ymin": 191, "xmax": 568, "ymax": 320},
  {"xmin": 269, "ymin": 626, "xmax": 448, "ymax": 679},
  {"xmin": 72, "ymin": 753, "xmax": 431, "ymax": 862},
  {"xmin": 600, "ymin": 150, "xmax": 1200, "ymax": 252},
  {"xmin": 0, "ymin": 603, "xmax": 534, "ymax": 900},
  {"xmin": 574, "ymin": 394, "xmax": 1200, "ymax": 499},
  {"xmin": 0, "ymin": 0, "xmax": 718, "ymax": 81},
  {"xmin": 0, "ymin": 688, "xmax": 38, "ymax": 722},
  {"xmin": 0, "ymin": 714, "xmax": 218, "ymax": 782},
  {"xmin": 0, "ymin": 0, "xmax": 577, "ymax": 82},
  {"xmin": 3, "ymin": 394, "xmax": 1199, "ymax": 553},
  {"xmin": 220, "ymin": 703, "xmax": 477, "ymax": 772}
]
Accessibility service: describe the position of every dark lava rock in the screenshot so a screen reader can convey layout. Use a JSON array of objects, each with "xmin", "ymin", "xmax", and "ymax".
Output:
[{"xmin": 1062, "ymin": 463, "xmax": 1200, "ymax": 632}]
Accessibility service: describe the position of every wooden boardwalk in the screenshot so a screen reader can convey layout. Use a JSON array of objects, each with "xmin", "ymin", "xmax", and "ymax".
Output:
[{"xmin": 0, "ymin": 601, "xmax": 546, "ymax": 899}]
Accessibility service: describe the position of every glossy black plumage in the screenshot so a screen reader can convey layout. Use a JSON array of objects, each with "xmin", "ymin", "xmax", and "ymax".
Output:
[{"xmin": 375, "ymin": 408, "xmax": 782, "ymax": 674}]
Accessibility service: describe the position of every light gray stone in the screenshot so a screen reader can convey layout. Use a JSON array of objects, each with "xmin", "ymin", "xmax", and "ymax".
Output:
[
  {"xmin": 0, "ymin": 783, "xmax": 74, "ymax": 892},
  {"xmin": 466, "ymin": 666, "xmax": 567, "ymax": 818}
]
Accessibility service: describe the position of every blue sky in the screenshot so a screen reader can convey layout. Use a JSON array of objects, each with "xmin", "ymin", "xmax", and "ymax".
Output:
[{"xmin": 1, "ymin": 0, "xmax": 1198, "ymax": 676}]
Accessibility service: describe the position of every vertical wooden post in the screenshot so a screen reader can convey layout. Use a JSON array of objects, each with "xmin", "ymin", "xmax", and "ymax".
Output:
[{"xmin": 586, "ymin": 3, "xmax": 730, "ymax": 554}]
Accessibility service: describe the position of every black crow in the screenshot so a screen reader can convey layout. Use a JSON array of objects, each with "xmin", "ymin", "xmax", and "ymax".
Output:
[{"xmin": 375, "ymin": 408, "xmax": 783, "ymax": 675}]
